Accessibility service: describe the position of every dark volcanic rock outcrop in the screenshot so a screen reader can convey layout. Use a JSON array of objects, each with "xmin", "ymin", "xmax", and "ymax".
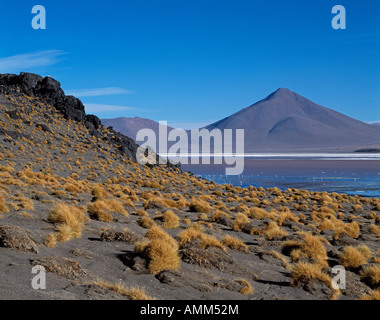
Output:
[
  {"xmin": 0, "ymin": 73, "xmax": 139, "ymax": 163},
  {"xmin": 0, "ymin": 72, "xmax": 180, "ymax": 168},
  {"xmin": 0, "ymin": 73, "xmax": 85, "ymax": 123}
]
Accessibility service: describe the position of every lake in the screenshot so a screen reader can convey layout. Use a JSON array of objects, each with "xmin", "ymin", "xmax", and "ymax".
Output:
[{"xmin": 181, "ymin": 154, "xmax": 380, "ymax": 198}]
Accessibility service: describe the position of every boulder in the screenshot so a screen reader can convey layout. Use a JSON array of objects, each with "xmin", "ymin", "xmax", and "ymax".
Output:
[{"xmin": 0, "ymin": 225, "xmax": 38, "ymax": 253}]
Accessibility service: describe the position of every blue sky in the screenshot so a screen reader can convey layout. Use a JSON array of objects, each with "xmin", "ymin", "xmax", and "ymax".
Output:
[{"xmin": 1, "ymin": 0, "xmax": 379, "ymax": 128}]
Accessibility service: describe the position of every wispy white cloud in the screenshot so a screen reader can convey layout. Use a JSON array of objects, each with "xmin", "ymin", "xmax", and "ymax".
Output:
[
  {"xmin": 84, "ymin": 103, "xmax": 135, "ymax": 113},
  {"xmin": 66, "ymin": 87, "xmax": 134, "ymax": 97},
  {"xmin": 0, "ymin": 50, "xmax": 65, "ymax": 73},
  {"xmin": 367, "ymin": 121, "xmax": 380, "ymax": 125}
]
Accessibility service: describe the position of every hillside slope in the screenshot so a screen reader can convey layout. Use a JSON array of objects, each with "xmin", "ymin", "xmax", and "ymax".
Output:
[{"xmin": 0, "ymin": 74, "xmax": 379, "ymax": 301}]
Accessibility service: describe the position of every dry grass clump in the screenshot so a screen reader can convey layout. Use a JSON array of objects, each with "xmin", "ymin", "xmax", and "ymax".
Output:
[
  {"xmin": 250, "ymin": 221, "xmax": 287, "ymax": 240},
  {"xmin": 177, "ymin": 227, "xmax": 225, "ymax": 251},
  {"xmin": 294, "ymin": 203, "xmax": 309, "ymax": 212},
  {"xmin": 16, "ymin": 168, "xmax": 35, "ymax": 181},
  {"xmin": 209, "ymin": 210, "xmax": 231, "ymax": 223},
  {"xmin": 199, "ymin": 194, "xmax": 215, "ymax": 202},
  {"xmin": 136, "ymin": 208, "xmax": 148, "ymax": 216},
  {"xmin": 232, "ymin": 213, "xmax": 250, "ymax": 232},
  {"xmin": 213, "ymin": 200, "xmax": 228, "ymax": 210},
  {"xmin": 291, "ymin": 262, "xmax": 336, "ymax": 295},
  {"xmin": 369, "ymin": 224, "xmax": 380, "ymax": 239},
  {"xmin": 48, "ymin": 203, "xmax": 89, "ymax": 242},
  {"xmin": 18, "ymin": 197, "xmax": 34, "ymax": 210},
  {"xmin": 360, "ymin": 289, "xmax": 380, "ymax": 300},
  {"xmin": 189, "ymin": 198, "xmax": 211, "ymax": 213},
  {"xmin": 234, "ymin": 203, "xmax": 249, "ymax": 213},
  {"xmin": 249, "ymin": 197, "xmax": 261, "ymax": 205},
  {"xmin": 372, "ymin": 257, "xmax": 380, "ymax": 264},
  {"xmin": 87, "ymin": 201, "xmax": 113, "ymax": 222},
  {"xmin": 276, "ymin": 209, "xmax": 299, "ymax": 226},
  {"xmin": 236, "ymin": 279, "xmax": 253, "ymax": 295},
  {"xmin": 198, "ymin": 213, "xmax": 208, "ymax": 220},
  {"xmin": 319, "ymin": 206, "xmax": 336, "ymax": 215},
  {"xmin": 283, "ymin": 233, "xmax": 328, "ymax": 268},
  {"xmin": 356, "ymin": 245, "xmax": 373, "ymax": 260},
  {"xmin": 20, "ymin": 211, "xmax": 33, "ymax": 218},
  {"xmin": 135, "ymin": 225, "xmax": 180, "ymax": 274},
  {"xmin": 174, "ymin": 197, "xmax": 189, "ymax": 209},
  {"xmin": 311, "ymin": 207, "xmax": 360, "ymax": 239},
  {"xmin": 269, "ymin": 187, "xmax": 283, "ymax": 196},
  {"xmin": 333, "ymin": 221, "xmax": 360, "ymax": 240},
  {"xmin": 247, "ymin": 207, "xmax": 274, "ymax": 220},
  {"xmin": 145, "ymin": 194, "xmax": 189, "ymax": 210},
  {"xmin": 144, "ymin": 225, "xmax": 177, "ymax": 245},
  {"xmin": 212, "ymin": 190, "xmax": 223, "ymax": 197},
  {"xmin": 162, "ymin": 210, "xmax": 180, "ymax": 229},
  {"xmin": 318, "ymin": 219, "xmax": 335, "ymax": 231},
  {"xmin": 10, "ymin": 194, "xmax": 35, "ymax": 211},
  {"xmin": 143, "ymin": 180, "xmax": 162, "ymax": 189},
  {"xmin": 44, "ymin": 233, "xmax": 57, "ymax": 248},
  {"xmin": 122, "ymin": 198, "xmax": 136, "ymax": 209},
  {"xmin": 351, "ymin": 204, "xmax": 363, "ymax": 213},
  {"xmin": 189, "ymin": 222, "xmax": 205, "ymax": 232},
  {"xmin": 64, "ymin": 183, "xmax": 81, "ymax": 194},
  {"xmin": 311, "ymin": 209, "xmax": 334, "ymax": 224},
  {"xmin": 143, "ymin": 196, "xmax": 170, "ymax": 210},
  {"xmin": 92, "ymin": 280, "xmax": 155, "ymax": 300},
  {"xmin": 91, "ymin": 185, "xmax": 109, "ymax": 201},
  {"xmin": 128, "ymin": 193, "xmax": 140, "ymax": 202},
  {"xmin": 140, "ymin": 191, "xmax": 158, "ymax": 200},
  {"xmin": 221, "ymin": 235, "xmax": 248, "ymax": 252},
  {"xmin": 182, "ymin": 218, "xmax": 191, "ymax": 226},
  {"xmin": 360, "ymin": 265, "xmax": 380, "ymax": 288},
  {"xmin": 105, "ymin": 199, "xmax": 128, "ymax": 215},
  {"xmin": 87, "ymin": 198, "xmax": 127, "ymax": 221},
  {"xmin": 138, "ymin": 216, "xmax": 155, "ymax": 229},
  {"xmin": 0, "ymin": 194, "xmax": 9, "ymax": 213},
  {"xmin": 339, "ymin": 246, "xmax": 369, "ymax": 269},
  {"xmin": 317, "ymin": 194, "xmax": 333, "ymax": 205},
  {"xmin": 199, "ymin": 221, "xmax": 214, "ymax": 229},
  {"xmin": 262, "ymin": 222, "xmax": 289, "ymax": 240}
]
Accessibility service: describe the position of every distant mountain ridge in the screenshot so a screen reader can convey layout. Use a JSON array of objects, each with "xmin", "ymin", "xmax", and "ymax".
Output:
[
  {"xmin": 205, "ymin": 88, "xmax": 380, "ymax": 152},
  {"xmin": 102, "ymin": 88, "xmax": 380, "ymax": 152},
  {"xmin": 101, "ymin": 117, "xmax": 174, "ymax": 144}
]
